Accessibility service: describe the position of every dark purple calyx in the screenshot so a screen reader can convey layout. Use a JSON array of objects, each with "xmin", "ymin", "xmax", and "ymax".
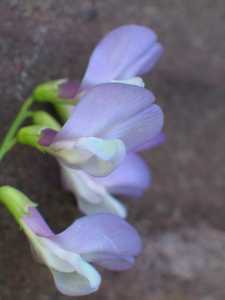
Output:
[
  {"xmin": 39, "ymin": 128, "xmax": 58, "ymax": 147},
  {"xmin": 59, "ymin": 80, "xmax": 81, "ymax": 99}
]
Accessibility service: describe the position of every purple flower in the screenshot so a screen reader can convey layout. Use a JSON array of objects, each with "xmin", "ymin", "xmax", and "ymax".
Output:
[
  {"xmin": 40, "ymin": 83, "xmax": 164, "ymax": 176},
  {"xmin": 61, "ymin": 153, "xmax": 151, "ymax": 218},
  {"xmin": 59, "ymin": 24, "xmax": 163, "ymax": 101},
  {"xmin": 21, "ymin": 207, "xmax": 142, "ymax": 296},
  {"xmin": 60, "ymin": 132, "xmax": 165, "ymax": 218},
  {"xmin": 38, "ymin": 25, "xmax": 164, "ymax": 177}
]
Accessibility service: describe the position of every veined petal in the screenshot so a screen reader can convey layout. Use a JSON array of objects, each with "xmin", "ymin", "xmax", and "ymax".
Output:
[
  {"xmin": 94, "ymin": 153, "xmax": 151, "ymax": 198},
  {"xmin": 105, "ymin": 104, "xmax": 164, "ymax": 152},
  {"xmin": 121, "ymin": 42, "xmax": 163, "ymax": 79},
  {"xmin": 50, "ymin": 214, "xmax": 143, "ymax": 271},
  {"xmin": 53, "ymin": 137, "xmax": 126, "ymax": 176},
  {"xmin": 132, "ymin": 131, "xmax": 166, "ymax": 152},
  {"xmin": 55, "ymin": 83, "xmax": 155, "ymax": 139},
  {"xmin": 82, "ymin": 24, "xmax": 163, "ymax": 86},
  {"xmin": 61, "ymin": 166, "xmax": 127, "ymax": 218}
]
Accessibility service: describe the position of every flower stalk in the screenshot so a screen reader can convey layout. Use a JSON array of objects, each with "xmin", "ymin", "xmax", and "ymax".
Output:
[{"xmin": 0, "ymin": 97, "xmax": 34, "ymax": 160}]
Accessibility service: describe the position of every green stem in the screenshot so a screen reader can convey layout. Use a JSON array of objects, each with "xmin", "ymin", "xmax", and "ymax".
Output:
[{"xmin": 0, "ymin": 97, "xmax": 34, "ymax": 160}]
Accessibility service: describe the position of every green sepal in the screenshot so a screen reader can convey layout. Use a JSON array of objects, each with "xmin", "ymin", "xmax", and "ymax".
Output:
[
  {"xmin": 0, "ymin": 186, "xmax": 37, "ymax": 224},
  {"xmin": 32, "ymin": 79, "xmax": 66, "ymax": 103},
  {"xmin": 17, "ymin": 125, "xmax": 48, "ymax": 150},
  {"xmin": 31, "ymin": 111, "xmax": 61, "ymax": 130},
  {"xmin": 53, "ymin": 103, "xmax": 70, "ymax": 122}
]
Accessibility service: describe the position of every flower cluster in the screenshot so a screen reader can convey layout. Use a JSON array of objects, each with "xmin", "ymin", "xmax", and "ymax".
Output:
[
  {"xmin": 37, "ymin": 24, "xmax": 164, "ymax": 218},
  {"xmin": 0, "ymin": 24, "xmax": 164, "ymax": 296}
]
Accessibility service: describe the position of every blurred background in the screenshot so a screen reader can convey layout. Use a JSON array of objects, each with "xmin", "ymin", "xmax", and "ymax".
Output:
[{"xmin": 0, "ymin": 1, "xmax": 225, "ymax": 299}]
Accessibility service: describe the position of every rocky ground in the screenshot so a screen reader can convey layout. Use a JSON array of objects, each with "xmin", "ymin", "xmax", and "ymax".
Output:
[{"xmin": 0, "ymin": 1, "xmax": 225, "ymax": 299}]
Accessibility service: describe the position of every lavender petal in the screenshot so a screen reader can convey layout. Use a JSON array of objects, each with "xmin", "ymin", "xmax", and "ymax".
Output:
[
  {"xmin": 94, "ymin": 153, "xmax": 151, "ymax": 198},
  {"xmin": 55, "ymin": 83, "xmax": 155, "ymax": 141},
  {"xmin": 50, "ymin": 214, "xmax": 143, "ymax": 270},
  {"xmin": 82, "ymin": 24, "xmax": 163, "ymax": 86}
]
